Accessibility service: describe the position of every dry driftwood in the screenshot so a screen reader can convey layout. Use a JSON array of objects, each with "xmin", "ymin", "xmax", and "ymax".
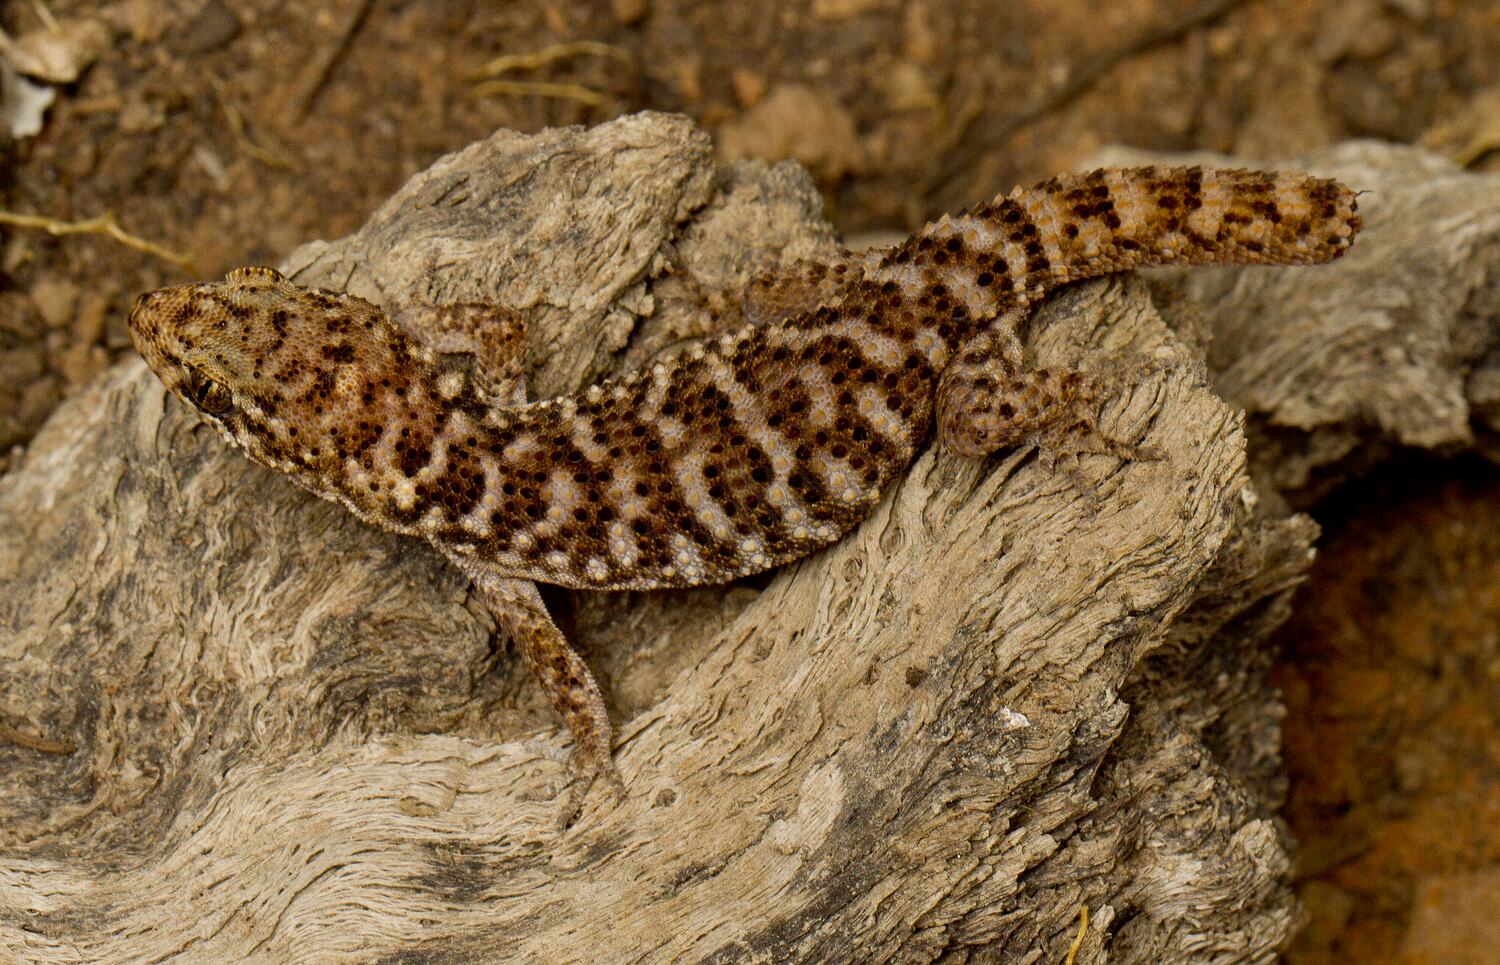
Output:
[{"xmin": 3, "ymin": 114, "xmax": 1497, "ymax": 963}]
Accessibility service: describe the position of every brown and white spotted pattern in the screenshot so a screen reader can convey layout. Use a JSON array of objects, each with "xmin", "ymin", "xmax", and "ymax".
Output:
[{"xmin": 129, "ymin": 166, "xmax": 1361, "ymax": 789}]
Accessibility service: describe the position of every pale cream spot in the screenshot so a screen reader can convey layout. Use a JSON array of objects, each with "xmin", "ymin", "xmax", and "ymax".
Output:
[
  {"xmin": 436, "ymin": 370, "xmax": 465, "ymax": 400},
  {"xmin": 461, "ymin": 515, "xmax": 492, "ymax": 537},
  {"xmin": 569, "ymin": 418, "xmax": 609, "ymax": 462},
  {"xmin": 390, "ymin": 477, "xmax": 420, "ymax": 513},
  {"xmin": 502, "ymin": 434, "xmax": 538, "ymax": 463},
  {"xmin": 457, "ymin": 456, "xmax": 504, "ymax": 533},
  {"xmin": 840, "ymin": 315, "xmax": 905, "ymax": 368},
  {"xmin": 913, "ymin": 329, "xmax": 948, "ymax": 369},
  {"xmin": 585, "ymin": 557, "xmax": 609, "ymax": 582},
  {"xmin": 607, "ymin": 520, "xmax": 640, "ymax": 568},
  {"xmin": 797, "ymin": 364, "xmax": 837, "ymax": 428},
  {"xmin": 446, "ymin": 409, "xmax": 477, "ymax": 436},
  {"xmin": 419, "ymin": 508, "xmax": 445, "ymax": 535},
  {"xmin": 1024, "ymin": 193, "xmax": 1067, "ymax": 270},
  {"xmin": 672, "ymin": 542, "xmax": 704, "ymax": 581},
  {"xmin": 1112, "ymin": 169, "xmax": 1174, "ymax": 241},
  {"xmin": 342, "ymin": 458, "xmax": 368, "ymax": 490},
  {"xmin": 657, "ymin": 415, "xmax": 687, "ymax": 450},
  {"xmin": 538, "ymin": 471, "xmax": 583, "ymax": 534},
  {"xmin": 857, "ymin": 385, "xmax": 907, "ymax": 446}
]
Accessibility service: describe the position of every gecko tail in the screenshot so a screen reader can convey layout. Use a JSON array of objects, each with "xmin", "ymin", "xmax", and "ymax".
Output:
[
  {"xmin": 1006, "ymin": 165, "xmax": 1362, "ymax": 276},
  {"xmin": 881, "ymin": 165, "xmax": 1360, "ymax": 317}
]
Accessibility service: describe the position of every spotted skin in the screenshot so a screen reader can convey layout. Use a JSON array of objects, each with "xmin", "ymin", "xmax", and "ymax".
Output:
[{"xmin": 128, "ymin": 166, "xmax": 1361, "ymax": 793}]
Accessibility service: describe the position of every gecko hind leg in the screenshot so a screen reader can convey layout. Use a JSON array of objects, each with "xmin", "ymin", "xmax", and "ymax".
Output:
[
  {"xmin": 737, "ymin": 250, "xmax": 881, "ymax": 326},
  {"xmin": 938, "ymin": 328, "xmax": 1164, "ymax": 471},
  {"xmin": 935, "ymin": 310, "xmax": 1030, "ymax": 459},
  {"xmin": 453, "ymin": 557, "xmax": 624, "ymax": 810}
]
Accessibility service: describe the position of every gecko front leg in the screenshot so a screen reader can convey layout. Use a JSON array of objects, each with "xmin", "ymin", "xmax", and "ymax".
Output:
[
  {"xmin": 736, "ymin": 250, "xmax": 882, "ymax": 326},
  {"xmin": 393, "ymin": 302, "xmax": 529, "ymax": 406},
  {"xmin": 450, "ymin": 555, "xmax": 621, "ymax": 798},
  {"xmin": 402, "ymin": 301, "xmax": 621, "ymax": 801}
]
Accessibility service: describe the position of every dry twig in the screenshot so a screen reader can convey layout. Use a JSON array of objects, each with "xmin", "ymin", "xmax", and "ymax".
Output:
[
  {"xmin": 1064, "ymin": 906, "xmax": 1089, "ymax": 965},
  {"xmin": 0, "ymin": 719, "xmax": 74, "ymax": 755},
  {"xmin": 470, "ymin": 40, "xmax": 632, "ymax": 106},
  {"xmin": 0, "ymin": 209, "xmax": 194, "ymax": 272}
]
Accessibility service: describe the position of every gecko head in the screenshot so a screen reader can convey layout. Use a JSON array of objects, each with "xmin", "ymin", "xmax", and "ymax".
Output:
[{"xmin": 129, "ymin": 266, "xmax": 398, "ymax": 475}]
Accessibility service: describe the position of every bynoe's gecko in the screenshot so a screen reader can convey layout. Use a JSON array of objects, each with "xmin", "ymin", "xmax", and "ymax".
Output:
[{"xmin": 129, "ymin": 165, "xmax": 1360, "ymax": 797}]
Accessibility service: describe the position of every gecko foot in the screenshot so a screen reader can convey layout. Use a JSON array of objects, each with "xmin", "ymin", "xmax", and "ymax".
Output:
[
  {"xmin": 1033, "ymin": 415, "xmax": 1165, "ymax": 509},
  {"xmin": 560, "ymin": 753, "xmax": 627, "ymax": 830}
]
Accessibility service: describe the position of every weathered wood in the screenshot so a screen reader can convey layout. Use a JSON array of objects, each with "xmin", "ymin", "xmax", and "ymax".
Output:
[{"xmin": 3, "ymin": 115, "xmax": 1494, "ymax": 962}]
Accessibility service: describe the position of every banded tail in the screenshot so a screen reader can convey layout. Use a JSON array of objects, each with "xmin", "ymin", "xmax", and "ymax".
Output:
[{"xmin": 876, "ymin": 165, "xmax": 1360, "ymax": 320}]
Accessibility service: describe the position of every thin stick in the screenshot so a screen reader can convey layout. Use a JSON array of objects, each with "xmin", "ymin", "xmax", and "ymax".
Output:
[
  {"xmin": 28, "ymin": 0, "xmax": 60, "ymax": 34},
  {"xmin": 0, "ymin": 209, "xmax": 195, "ymax": 273},
  {"xmin": 213, "ymin": 78, "xmax": 297, "ymax": 169},
  {"xmin": 1064, "ymin": 905, "xmax": 1089, "ymax": 965},
  {"xmin": 471, "ymin": 79, "xmax": 607, "ymax": 106},
  {"xmin": 0, "ymin": 719, "xmax": 75, "ymax": 755},
  {"xmin": 290, "ymin": 0, "xmax": 376, "ymax": 122},
  {"xmin": 471, "ymin": 40, "xmax": 631, "ymax": 80}
]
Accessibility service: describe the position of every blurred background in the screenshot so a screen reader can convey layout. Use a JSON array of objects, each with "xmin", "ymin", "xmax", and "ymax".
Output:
[{"xmin": 4, "ymin": 2, "xmax": 1499, "ymax": 960}]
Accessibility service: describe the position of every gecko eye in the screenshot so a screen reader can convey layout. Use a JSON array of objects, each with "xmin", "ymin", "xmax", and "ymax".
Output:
[{"xmin": 184, "ymin": 368, "xmax": 235, "ymax": 415}]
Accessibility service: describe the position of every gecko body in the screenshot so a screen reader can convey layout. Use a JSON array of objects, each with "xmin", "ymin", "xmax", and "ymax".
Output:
[{"xmin": 130, "ymin": 166, "xmax": 1360, "ymax": 792}]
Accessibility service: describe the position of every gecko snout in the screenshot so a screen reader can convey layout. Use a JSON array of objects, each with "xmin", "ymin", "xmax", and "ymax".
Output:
[
  {"xmin": 127, "ymin": 289, "xmax": 162, "ymax": 335},
  {"xmin": 127, "ymin": 285, "xmax": 198, "ymax": 343}
]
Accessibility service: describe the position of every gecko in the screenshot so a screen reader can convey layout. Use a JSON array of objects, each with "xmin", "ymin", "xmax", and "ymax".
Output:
[{"xmin": 128, "ymin": 165, "xmax": 1360, "ymax": 798}]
